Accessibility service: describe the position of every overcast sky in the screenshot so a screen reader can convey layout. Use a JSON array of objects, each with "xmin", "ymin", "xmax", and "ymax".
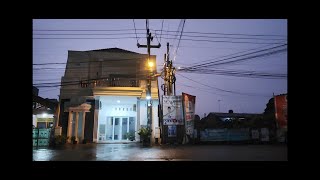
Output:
[{"xmin": 33, "ymin": 19, "xmax": 287, "ymax": 118}]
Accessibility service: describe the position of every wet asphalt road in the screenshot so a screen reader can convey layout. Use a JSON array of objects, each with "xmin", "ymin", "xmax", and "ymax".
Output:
[{"xmin": 33, "ymin": 142, "xmax": 287, "ymax": 161}]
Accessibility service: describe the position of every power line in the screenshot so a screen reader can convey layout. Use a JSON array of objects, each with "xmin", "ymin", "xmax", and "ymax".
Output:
[
  {"xmin": 193, "ymin": 48, "xmax": 287, "ymax": 69},
  {"xmin": 33, "ymin": 32, "xmax": 287, "ymax": 41},
  {"xmin": 181, "ymin": 44, "xmax": 287, "ymax": 70},
  {"xmin": 178, "ymin": 70, "xmax": 287, "ymax": 79},
  {"xmin": 33, "ymin": 29, "xmax": 145, "ymax": 31},
  {"xmin": 33, "ymin": 37, "xmax": 139, "ymax": 40},
  {"xmin": 33, "ymin": 57, "xmax": 149, "ymax": 65},
  {"xmin": 33, "ymin": 28, "xmax": 286, "ymax": 37},
  {"xmin": 185, "ymin": 43, "xmax": 282, "ymax": 67},
  {"xmin": 176, "ymin": 73, "xmax": 270, "ymax": 97},
  {"xmin": 173, "ymin": 19, "xmax": 186, "ymax": 61},
  {"xmin": 160, "ymin": 19, "xmax": 164, "ymax": 43},
  {"xmin": 33, "ymin": 36, "xmax": 285, "ymax": 45},
  {"xmin": 133, "ymin": 19, "xmax": 139, "ymax": 44},
  {"xmin": 152, "ymin": 29, "xmax": 286, "ymax": 37}
]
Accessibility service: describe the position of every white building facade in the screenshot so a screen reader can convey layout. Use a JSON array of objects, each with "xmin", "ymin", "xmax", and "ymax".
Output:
[{"xmin": 58, "ymin": 48, "xmax": 159, "ymax": 144}]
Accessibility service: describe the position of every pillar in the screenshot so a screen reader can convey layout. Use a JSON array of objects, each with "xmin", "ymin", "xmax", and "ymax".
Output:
[
  {"xmin": 93, "ymin": 108, "xmax": 99, "ymax": 143},
  {"xmin": 81, "ymin": 111, "xmax": 86, "ymax": 143},
  {"xmin": 75, "ymin": 112, "xmax": 79, "ymax": 142},
  {"xmin": 67, "ymin": 111, "xmax": 73, "ymax": 143}
]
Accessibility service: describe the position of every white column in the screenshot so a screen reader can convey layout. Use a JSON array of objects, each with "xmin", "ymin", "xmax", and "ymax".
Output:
[
  {"xmin": 75, "ymin": 112, "xmax": 79, "ymax": 142},
  {"xmin": 67, "ymin": 111, "xmax": 73, "ymax": 143},
  {"xmin": 151, "ymin": 100, "xmax": 155, "ymax": 145},
  {"xmin": 93, "ymin": 108, "xmax": 99, "ymax": 143},
  {"xmin": 81, "ymin": 111, "xmax": 86, "ymax": 143}
]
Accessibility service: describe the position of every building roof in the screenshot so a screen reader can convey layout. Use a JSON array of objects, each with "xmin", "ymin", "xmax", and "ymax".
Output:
[
  {"xmin": 208, "ymin": 112, "xmax": 261, "ymax": 118},
  {"xmin": 87, "ymin": 47, "xmax": 143, "ymax": 54}
]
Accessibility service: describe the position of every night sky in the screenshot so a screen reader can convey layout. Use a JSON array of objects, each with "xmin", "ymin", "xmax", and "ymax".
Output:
[{"xmin": 33, "ymin": 19, "xmax": 287, "ymax": 118}]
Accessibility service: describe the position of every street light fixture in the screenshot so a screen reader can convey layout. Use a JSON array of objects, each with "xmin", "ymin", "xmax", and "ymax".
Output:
[{"xmin": 148, "ymin": 61, "xmax": 154, "ymax": 68}]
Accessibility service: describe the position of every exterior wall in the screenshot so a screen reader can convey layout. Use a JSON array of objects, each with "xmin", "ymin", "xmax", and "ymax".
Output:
[
  {"xmin": 60, "ymin": 50, "xmax": 156, "ymax": 100},
  {"xmin": 59, "ymin": 48, "xmax": 159, "ymax": 143},
  {"xmin": 34, "ymin": 114, "xmax": 54, "ymax": 128},
  {"xmin": 138, "ymin": 99, "xmax": 159, "ymax": 142},
  {"xmin": 33, "ymin": 115, "xmax": 37, "ymax": 127},
  {"xmin": 139, "ymin": 100, "xmax": 148, "ymax": 126}
]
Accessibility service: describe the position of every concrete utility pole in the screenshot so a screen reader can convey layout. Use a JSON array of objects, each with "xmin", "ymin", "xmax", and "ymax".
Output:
[
  {"xmin": 137, "ymin": 19, "xmax": 161, "ymax": 145},
  {"xmin": 163, "ymin": 42, "xmax": 176, "ymax": 96}
]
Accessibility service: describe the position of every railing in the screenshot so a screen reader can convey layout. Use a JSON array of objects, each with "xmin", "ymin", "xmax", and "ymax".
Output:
[{"xmin": 80, "ymin": 78, "xmax": 140, "ymax": 88}]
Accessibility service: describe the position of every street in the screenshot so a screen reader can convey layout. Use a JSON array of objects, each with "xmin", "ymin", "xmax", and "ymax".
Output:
[{"xmin": 33, "ymin": 142, "xmax": 287, "ymax": 161}]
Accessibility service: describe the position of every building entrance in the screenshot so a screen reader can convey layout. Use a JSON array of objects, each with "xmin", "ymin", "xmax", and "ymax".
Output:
[{"xmin": 99, "ymin": 116, "xmax": 136, "ymax": 141}]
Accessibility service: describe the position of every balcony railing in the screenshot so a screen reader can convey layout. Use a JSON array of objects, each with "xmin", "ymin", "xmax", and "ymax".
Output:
[{"xmin": 80, "ymin": 78, "xmax": 140, "ymax": 88}]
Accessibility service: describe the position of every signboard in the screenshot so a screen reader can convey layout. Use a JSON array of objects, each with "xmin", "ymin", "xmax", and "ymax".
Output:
[
  {"xmin": 163, "ymin": 95, "xmax": 184, "ymax": 125},
  {"xmin": 168, "ymin": 125, "xmax": 177, "ymax": 137},
  {"xmin": 182, "ymin": 93, "xmax": 196, "ymax": 136},
  {"xmin": 274, "ymin": 94, "xmax": 287, "ymax": 129},
  {"xmin": 200, "ymin": 129, "xmax": 250, "ymax": 142}
]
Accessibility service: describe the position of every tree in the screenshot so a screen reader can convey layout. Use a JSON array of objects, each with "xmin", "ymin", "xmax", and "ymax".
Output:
[{"xmin": 263, "ymin": 97, "xmax": 277, "ymax": 129}]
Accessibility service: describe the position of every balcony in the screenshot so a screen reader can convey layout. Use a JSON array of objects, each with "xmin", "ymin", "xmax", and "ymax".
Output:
[{"xmin": 80, "ymin": 78, "xmax": 140, "ymax": 88}]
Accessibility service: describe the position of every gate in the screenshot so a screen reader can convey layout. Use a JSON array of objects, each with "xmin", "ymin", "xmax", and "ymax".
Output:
[{"xmin": 33, "ymin": 128, "xmax": 51, "ymax": 147}]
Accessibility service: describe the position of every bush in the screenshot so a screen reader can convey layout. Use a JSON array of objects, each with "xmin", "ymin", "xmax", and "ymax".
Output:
[
  {"xmin": 126, "ymin": 132, "xmax": 135, "ymax": 141},
  {"xmin": 138, "ymin": 127, "xmax": 152, "ymax": 141},
  {"xmin": 54, "ymin": 135, "xmax": 68, "ymax": 145}
]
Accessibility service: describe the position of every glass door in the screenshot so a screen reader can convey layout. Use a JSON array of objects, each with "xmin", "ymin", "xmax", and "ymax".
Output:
[
  {"xmin": 122, "ymin": 117, "xmax": 128, "ymax": 140},
  {"xmin": 102, "ymin": 116, "xmax": 136, "ymax": 141},
  {"xmin": 113, "ymin": 117, "xmax": 121, "ymax": 140}
]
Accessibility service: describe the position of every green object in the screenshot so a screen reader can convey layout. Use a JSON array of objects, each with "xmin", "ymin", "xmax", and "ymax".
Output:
[
  {"xmin": 138, "ymin": 127, "xmax": 152, "ymax": 141},
  {"xmin": 126, "ymin": 132, "xmax": 135, "ymax": 141}
]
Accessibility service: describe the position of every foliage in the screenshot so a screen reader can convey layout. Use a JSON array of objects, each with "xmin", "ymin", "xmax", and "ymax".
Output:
[
  {"xmin": 54, "ymin": 135, "xmax": 68, "ymax": 145},
  {"xmin": 125, "ymin": 132, "xmax": 135, "ymax": 141},
  {"xmin": 137, "ymin": 127, "xmax": 152, "ymax": 140},
  {"xmin": 71, "ymin": 136, "xmax": 76, "ymax": 142}
]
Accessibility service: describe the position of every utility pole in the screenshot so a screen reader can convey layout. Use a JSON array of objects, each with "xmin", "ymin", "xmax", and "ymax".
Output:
[
  {"xmin": 137, "ymin": 20, "xmax": 161, "ymax": 145},
  {"xmin": 163, "ymin": 42, "xmax": 176, "ymax": 96},
  {"xmin": 161, "ymin": 42, "xmax": 178, "ymax": 144},
  {"xmin": 218, "ymin": 100, "xmax": 221, "ymax": 112}
]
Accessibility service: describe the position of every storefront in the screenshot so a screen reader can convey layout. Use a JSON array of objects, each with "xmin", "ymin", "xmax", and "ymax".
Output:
[{"xmin": 97, "ymin": 96, "xmax": 138, "ymax": 142}]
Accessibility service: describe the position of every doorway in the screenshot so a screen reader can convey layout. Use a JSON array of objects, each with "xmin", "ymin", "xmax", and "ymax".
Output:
[{"xmin": 99, "ymin": 116, "xmax": 136, "ymax": 141}]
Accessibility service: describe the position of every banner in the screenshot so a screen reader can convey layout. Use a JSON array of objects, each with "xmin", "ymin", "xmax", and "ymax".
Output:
[
  {"xmin": 274, "ymin": 94, "xmax": 287, "ymax": 129},
  {"xmin": 168, "ymin": 125, "xmax": 177, "ymax": 137},
  {"xmin": 163, "ymin": 95, "xmax": 184, "ymax": 125},
  {"xmin": 182, "ymin": 93, "xmax": 196, "ymax": 135}
]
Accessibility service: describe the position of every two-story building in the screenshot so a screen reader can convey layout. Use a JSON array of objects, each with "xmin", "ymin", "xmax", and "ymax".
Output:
[{"xmin": 58, "ymin": 48, "xmax": 160, "ymax": 144}]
